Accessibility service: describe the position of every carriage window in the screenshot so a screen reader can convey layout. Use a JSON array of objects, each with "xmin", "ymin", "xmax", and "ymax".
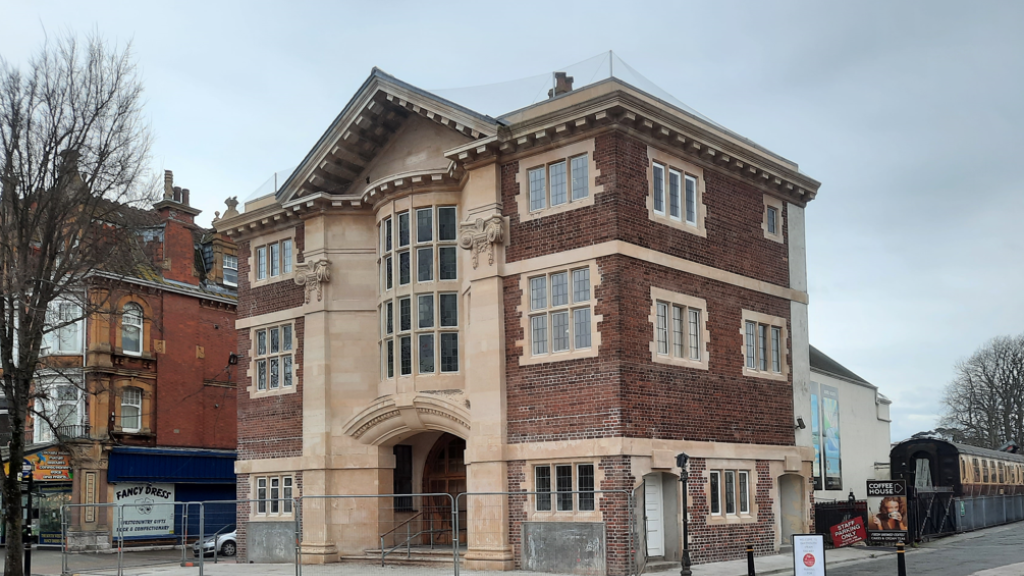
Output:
[
  {"xmin": 998, "ymin": 462, "xmax": 1005, "ymax": 484},
  {"xmin": 973, "ymin": 458, "xmax": 981, "ymax": 483},
  {"xmin": 982, "ymin": 460, "xmax": 989, "ymax": 483},
  {"xmin": 960, "ymin": 459, "xmax": 966, "ymax": 483}
]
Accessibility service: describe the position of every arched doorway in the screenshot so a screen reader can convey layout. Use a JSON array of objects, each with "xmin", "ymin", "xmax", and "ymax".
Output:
[{"xmin": 422, "ymin": 433, "xmax": 466, "ymax": 544}]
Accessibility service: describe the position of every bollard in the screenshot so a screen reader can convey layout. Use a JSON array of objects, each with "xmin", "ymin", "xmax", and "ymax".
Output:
[
  {"xmin": 897, "ymin": 542, "xmax": 907, "ymax": 576},
  {"xmin": 746, "ymin": 544, "xmax": 755, "ymax": 576}
]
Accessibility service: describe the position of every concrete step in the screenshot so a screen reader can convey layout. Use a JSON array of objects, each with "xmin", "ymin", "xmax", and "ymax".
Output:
[{"xmin": 338, "ymin": 546, "xmax": 462, "ymax": 567}]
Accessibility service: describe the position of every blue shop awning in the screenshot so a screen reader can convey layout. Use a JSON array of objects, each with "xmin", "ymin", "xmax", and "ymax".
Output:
[{"xmin": 108, "ymin": 447, "xmax": 236, "ymax": 484}]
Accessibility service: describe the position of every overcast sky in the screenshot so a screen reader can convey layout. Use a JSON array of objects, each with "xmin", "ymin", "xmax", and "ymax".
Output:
[{"xmin": 3, "ymin": 1, "xmax": 1022, "ymax": 443}]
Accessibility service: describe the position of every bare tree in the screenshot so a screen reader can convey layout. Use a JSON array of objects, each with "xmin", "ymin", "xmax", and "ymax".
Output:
[
  {"xmin": 941, "ymin": 334, "xmax": 1024, "ymax": 450},
  {"xmin": 0, "ymin": 34, "xmax": 153, "ymax": 575}
]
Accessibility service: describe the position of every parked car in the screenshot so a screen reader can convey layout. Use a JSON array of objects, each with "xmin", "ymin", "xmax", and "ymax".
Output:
[{"xmin": 192, "ymin": 526, "xmax": 236, "ymax": 557}]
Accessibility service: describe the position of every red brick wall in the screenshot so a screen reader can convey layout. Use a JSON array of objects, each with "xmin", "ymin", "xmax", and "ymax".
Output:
[
  {"xmin": 154, "ymin": 292, "xmax": 237, "ymax": 449},
  {"xmin": 686, "ymin": 458, "xmax": 776, "ymax": 564},
  {"xmin": 505, "ymin": 254, "xmax": 794, "ymax": 446},
  {"xmin": 502, "ymin": 132, "xmax": 789, "ymax": 287}
]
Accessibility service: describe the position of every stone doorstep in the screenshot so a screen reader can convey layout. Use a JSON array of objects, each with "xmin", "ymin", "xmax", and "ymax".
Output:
[{"xmin": 342, "ymin": 546, "xmax": 461, "ymax": 566}]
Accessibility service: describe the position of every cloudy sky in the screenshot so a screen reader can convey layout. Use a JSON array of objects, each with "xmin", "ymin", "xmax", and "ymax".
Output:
[{"xmin": 3, "ymin": 1, "xmax": 1022, "ymax": 442}]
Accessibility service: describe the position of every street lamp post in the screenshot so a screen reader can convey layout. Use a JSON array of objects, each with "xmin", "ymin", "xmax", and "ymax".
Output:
[{"xmin": 676, "ymin": 453, "xmax": 692, "ymax": 576}]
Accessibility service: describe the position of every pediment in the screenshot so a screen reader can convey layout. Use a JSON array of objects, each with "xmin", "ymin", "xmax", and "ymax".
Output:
[{"xmin": 276, "ymin": 69, "xmax": 498, "ymax": 205}]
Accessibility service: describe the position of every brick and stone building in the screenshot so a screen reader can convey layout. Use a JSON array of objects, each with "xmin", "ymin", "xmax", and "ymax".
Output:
[
  {"xmin": 23, "ymin": 171, "xmax": 239, "ymax": 548},
  {"xmin": 219, "ymin": 67, "xmax": 821, "ymax": 572}
]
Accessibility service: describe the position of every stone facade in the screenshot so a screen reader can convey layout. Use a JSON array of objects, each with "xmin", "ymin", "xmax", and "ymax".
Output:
[{"xmin": 220, "ymin": 68, "xmax": 821, "ymax": 572}]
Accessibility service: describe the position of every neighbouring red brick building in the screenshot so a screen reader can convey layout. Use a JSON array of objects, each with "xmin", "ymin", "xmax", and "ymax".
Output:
[
  {"xmin": 26, "ymin": 171, "xmax": 239, "ymax": 549},
  {"xmin": 219, "ymin": 64, "xmax": 820, "ymax": 573}
]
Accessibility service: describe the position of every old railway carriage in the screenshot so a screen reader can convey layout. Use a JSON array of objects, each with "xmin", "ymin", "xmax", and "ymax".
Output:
[{"xmin": 891, "ymin": 438, "xmax": 1024, "ymax": 497}]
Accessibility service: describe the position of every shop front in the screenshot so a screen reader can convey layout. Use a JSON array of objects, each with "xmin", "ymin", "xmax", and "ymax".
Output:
[{"xmin": 2, "ymin": 444, "xmax": 74, "ymax": 547}]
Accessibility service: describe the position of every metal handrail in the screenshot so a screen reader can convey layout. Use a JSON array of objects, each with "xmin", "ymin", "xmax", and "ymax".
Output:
[{"xmin": 380, "ymin": 511, "xmax": 447, "ymax": 566}]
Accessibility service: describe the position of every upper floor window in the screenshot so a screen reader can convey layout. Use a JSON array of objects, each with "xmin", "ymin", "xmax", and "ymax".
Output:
[
  {"xmin": 528, "ymin": 154, "xmax": 589, "ymax": 213},
  {"xmin": 121, "ymin": 387, "xmax": 142, "ymax": 432},
  {"xmin": 35, "ymin": 382, "xmax": 82, "ymax": 443},
  {"xmin": 529, "ymin": 268, "xmax": 592, "ymax": 357},
  {"xmin": 122, "ymin": 303, "xmax": 144, "ymax": 356},
  {"xmin": 741, "ymin": 310, "xmax": 787, "ymax": 380},
  {"xmin": 255, "ymin": 239, "xmax": 293, "ymax": 281},
  {"xmin": 42, "ymin": 300, "xmax": 82, "ymax": 356},
  {"xmin": 763, "ymin": 195, "xmax": 784, "ymax": 243},
  {"xmin": 223, "ymin": 255, "xmax": 238, "ymax": 287},
  {"xmin": 382, "ymin": 292, "xmax": 459, "ymax": 378},
  {"xmin": 649, "ymin": 288, "xmax": 709, "ymax": 370},
  {"xmin": 255, "ymin": 324, "xmax": 293, "ymax": 392},
  {"xmin": 647, "ymin": 147, "xmax": 706, "ymax": 236}
]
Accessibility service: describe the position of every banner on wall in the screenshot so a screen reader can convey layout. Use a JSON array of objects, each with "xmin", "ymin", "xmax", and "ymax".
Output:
[
  {"xmin": 821, "ymin": 384, "xmax": 842, "ymax": 490},
  {"xmin": 113, "ymin": 483, "xmax": 176, "ymax": 538},
  {"xmin": 3, "ymin": 447, "xmax": 73, "ymax": 481},
  {"xmin": 810, "ymin": 382, "xmax": 822, "ymax": 490}
]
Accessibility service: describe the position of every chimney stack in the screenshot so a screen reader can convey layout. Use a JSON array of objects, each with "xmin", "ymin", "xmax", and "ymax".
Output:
[
  {"xmin": 164, "ymin": 170, "xmax": 174, "ymax": 200},
  {"xmin": 548, "ymin": 72, "xmax": 574, "ymax": 99}
]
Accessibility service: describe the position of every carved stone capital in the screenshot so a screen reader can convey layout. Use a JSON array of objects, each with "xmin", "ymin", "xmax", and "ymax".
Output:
[
  {"xmin": 458, "ymin": 215, "xmax": 505, "ymax": 269},
  {"xmin": 294, "ymin": 258, "xmax": 331, "ymax": 303}
]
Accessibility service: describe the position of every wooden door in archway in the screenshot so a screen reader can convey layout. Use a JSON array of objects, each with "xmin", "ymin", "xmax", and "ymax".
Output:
[{"xmin": 422, "ymin": 433, "xmax": 467, "ymax": 544}]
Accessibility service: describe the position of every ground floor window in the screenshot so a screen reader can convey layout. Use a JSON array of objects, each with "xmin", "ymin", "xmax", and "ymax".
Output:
[
  {"xmin": 534, "ymin": 463, "xmax": 595, "ymax": 512},
  {"xmin": 256, "ymin": 475, "xmax": 294, "ymax": 515},
  {"xmin": 709, "ymin": 469, "xmax": 750, "ymax": 515}
]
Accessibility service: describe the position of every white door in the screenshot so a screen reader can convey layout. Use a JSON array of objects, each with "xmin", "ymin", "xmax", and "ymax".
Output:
[{"xmin": 644, "ymin": 478, "xmax": 665, "ymax": 556}]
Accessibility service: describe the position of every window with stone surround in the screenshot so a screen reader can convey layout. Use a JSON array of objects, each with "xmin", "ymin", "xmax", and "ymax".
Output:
[
  {"xmin": 121, "ymin": 387, "xmax": 142, "ymax": 432},
  {"xmin": 649, "ymin": 287, "xmax": 709, "ymax": 370},
  {"xmin": 529, "ymin": 269, "xmax": 590, "ymax": 356},
  {"xmin": 516, "ymin": 139, "xmax": 600, "ymax": 222},
  {"xmin": 380, "ymin": 206, "xmax": 458, "ymax": 292},
  {"xmin": 382, "ymin": 292, "xmax": 459, "ymax": 378},
  {"xmin": 741, "ymin": 310, "xmax": 788, "ymax": 381},
  {"xmin": 709, "ymin": 469, "xmax": 750, "ymax": 517},
  {"xmin": 647, "ymin": 147, "xmax": 706, "ymax": 236},
  {"xmin": 223, "ymin": 254, "xmax": 238, "ymax": 287},
  {"xmin": 762, "ymin": 194, "xmax": 784, "ymax": 243},
  {"xmin": 251, "ymin": 229, "xmax": 297, "ymax": 286},
  {"xmin": 534, "ymin": 463, "xmax": 595, "ymax": 512},
  {"xmin": 256, "ymin": 475, "xmax": 294, "ymax": 516},
  {"xmin": 253, "ymin": 323, "xmax": 294, "ymax": 394}
]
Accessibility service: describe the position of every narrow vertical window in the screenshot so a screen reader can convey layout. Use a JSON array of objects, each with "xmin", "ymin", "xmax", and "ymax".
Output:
[
  {"xmin": 440, "ymin": 333, "xmax": 459, "ymax": 373},
  {"xmin": 418, "ymin": 294, "xmax": 434, "ymax": 329},
  {"xmin": 669, "ymin": 169, "xmax": 681, "ymax": 220},
  {"xmin": 282, "ymin": 240, "xmax": 293, "ymax": 274},
  {"xmin": 550, "ymin": 272, "xmax": 568, "ymax": 306},
  {"xmin": 709, "ymin": 471, "xmax": 721, "ymax": 515},
  {"xmin": 535, "ymin": 466, "xmax": 552, "ymax": 511},
  {"xmin": 688, "ymin": 309, "xmax": 701, "ymax": 361},
  {"xmin": 758, "ymin": 325, "xmax": 768, "ymax": 371},
  {"xmin": 572, "ymin": 268, "xmax": 590, "ymax": 302},
  {"xmin": 531, "ymin": 316, "xmax": 548, "ymax": 355},
  {"xmin": 656, "ymin": 302, "xmax": 669, "ymax": 355},
  {"xmin": 417, "ymin": 247, "xmax": 433, "ymax": 282},
  {"xmin": 672, "ymin": 305, "xmax": 684, "ymax": 358},
  {"xmin": 283, "ymin": 477, "xmax": 294, "ymax": 513},
  {"xmin": 385, "ymin": 255, "xmax": 393, "ymax": 290},
  {"xmin": 578, "ymin": 464, "xmax": 595, "ymax": 511},
  {"xmin": 438, "ymin": 206, "xmax": 457, "ymax": 241},
  {"xmin": 257, "ymin": 477, "xmax": 267, "ymax": 514},
  {"xmin": 283, "ymin": 355, "xmax": 292, "ymax": 387},
  {"xmin": 400, "ymin": 336, "xmax": 412, "ymax": 376},
  {"xmin": 739, "ymin": 471, "xmax": 749, "ymax": 513},
  {"xmin": 653, "ymin": 163, "xmax": 665, "ymax": 214},
  {"xmin": 256, "ymin": 247, "xmax": 267, "ymax": 280},
  {"xmin": 257, "ymin": 359, "xmax": 267, "ymax": 391},
  {"xmin": 122, "ymin": 303, "xmax": 144, "ymax": 356},
  {"xmin": 399, "ymin": 251, "xmax": 411, "ymax": 285},
  {"xmin": 269, "ymin": 357, "xmax": 279, "ymax": 389},
  {"xmin": 270, "ymin": 477, "xmax": 280, "ymax": 514},
  {"xmin": 439, "ymin": 246, "xmax": 457, "ymax": 280},
  {"xmin": 270, "ymin": 242, "xmax": 280, "ymax": 277},
  {"xmin": 385, "ymin": 302, "xmax": 394, "ymax": 335},
  {"xmin": 745, "ymin": 321, "xmax": 756, "ymax": 368},
  {"xmin": 121, "ymin": 387, "xmax": 142, "ymax": 432},
  {"xmin": 399, "ymin": 298, "xmax": 411, "ymax": 332},
  {"xmin": 384, "ymin": 217, "xmax": 393, "ymax": 252},
  {"xmin": 418, "ymin": 334, "xmax": 435, "ymax": 373},
  {"xmin": 416, "ymin": 208, "xmax": 433, "ymax": 243},
  {"xmin": 685, "ymin": 175, "xmax": 698, "ymax": 225},
  {"xmin": 725, "ymin": 471, "xmax": 736, "ymax": 514},
  {"xmin": 767, "ymin": 206, "xmax": 778, "ymax": 235},
  {"xmin": 386, "ymin": 340, "xmax": 394, "ymax": 378},
  {"xmin": 574, "ymin": 309, "xmax": 591, "ymax": 349},
  {"xmin": 551, "ymin": 311, "xmax": 570, "ymax": 352},
  {"xmin": 223, "ymin": 255, "xmax": 238, "ymax": 287},
  {"xmin": 530, "ymin": 277, "xmax": 547, "ymax": 310},
  {"xmin": 529, "ymin": 167, "xmax": 546, "ymax": 211},
  {"xmin": 771, "ymin": 326, "xmax": 781, "ymax": 373},
  {"xmin": 556, "ymin": 465, "xmax": 573, "ymax": 511},
  {"xmin": 398, "ymin": 212, "xmax": 410, "ymax": 247},
  {"xmin": 439, "ymin": 293, "xmax": 458, "ymax": 327},
  {"xmin": 571, "ymin": 155, "xmax": 589, "ymax": 201},
  {"xmin": 549, "ymin": 161, "xmax": 567, "ymax": 206}
]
